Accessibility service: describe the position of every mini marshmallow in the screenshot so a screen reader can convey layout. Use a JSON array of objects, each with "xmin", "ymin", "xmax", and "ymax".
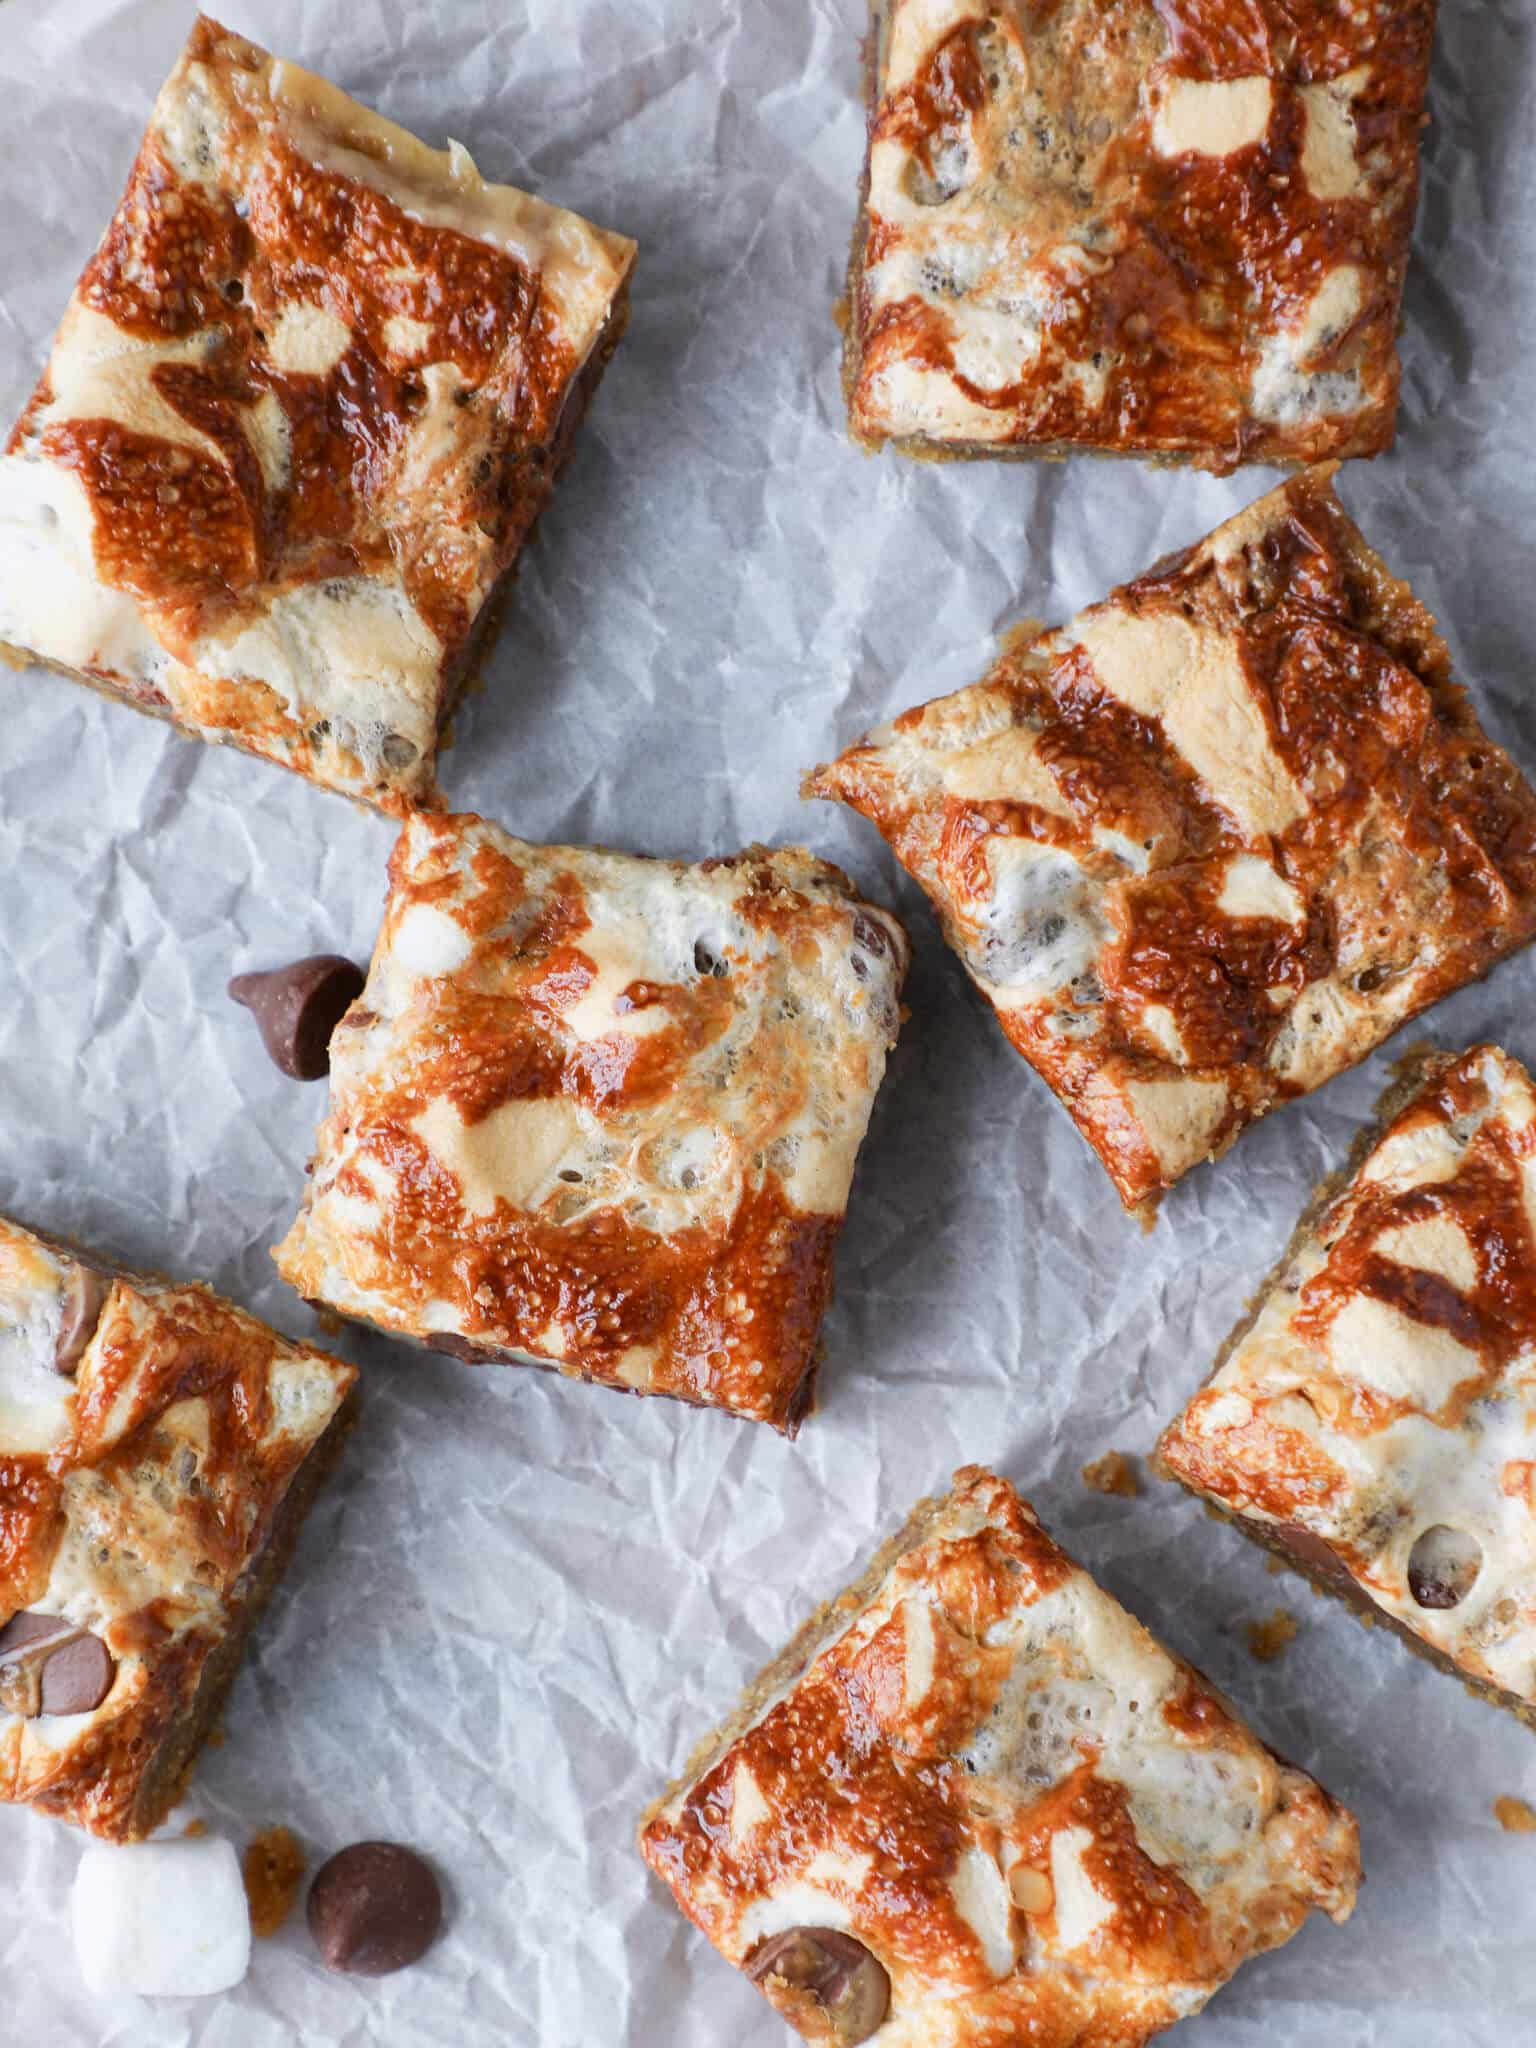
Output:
[{"xmin": 73, "ymin": 1835, "xmax": 252, "ymax": 1997}]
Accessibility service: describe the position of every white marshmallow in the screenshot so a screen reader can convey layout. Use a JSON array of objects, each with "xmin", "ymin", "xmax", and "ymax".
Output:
[{"xmin": 72, "ymin": 1835, "xmax": 252, "ymax": 1997}]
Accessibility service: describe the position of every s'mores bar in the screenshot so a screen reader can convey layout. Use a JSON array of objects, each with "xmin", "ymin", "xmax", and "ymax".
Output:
[
  {"xmin": 806, "ymin": 469, "xmax": 1536, "ymax": 1208},
  {"xmin": 274, "ymin": 811, "xmax": 908, "ymax": 1432},
  {"xmin": 0, "ymin": 1215, "xmax": 356, "ymax": 1840},
  {"xmin": 0, "ymin": 16, "xmax": 635, "ymax": 808},
  {"xmin": 1160, "ymin": 1045, "xmax": 1536, "ymax": 1729},
  {"xmin": 846, "ymin": 1, "xmax": 1437, "ymax": 470},
  {"xmin": 640, "ymin": 1467, "xmax": 1359, "ymax": 2045}
]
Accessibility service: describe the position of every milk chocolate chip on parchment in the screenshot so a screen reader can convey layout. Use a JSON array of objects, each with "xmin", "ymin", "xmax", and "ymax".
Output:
[
  {"xmin": 307, "ymin": 1841, "xmax": 443, "ymax": 1976},
  {"xmin": 228, "ymin": 956, "xmax": 365, "ymax": 1080},
  {"xmin": 746, "ymin": 1927, "xmax": 891, "ymax": 2045},
  {"xmin": 0, "ymin": 1613, "xmax": 115, "ymax": 1717}
]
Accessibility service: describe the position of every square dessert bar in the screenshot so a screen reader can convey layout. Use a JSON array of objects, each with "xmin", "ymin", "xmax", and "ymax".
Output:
[
  {"xmin": 0, "ymin": 16, "xmax": 635, "ymax": 809},
  {"xmin": 640, "ymin": 1467, "xmax": 1359, "ymax": 2045},
  {"xmin": 274, "ymin": 811, "xmax": 908, "ymax": 1432},
  {"xmin": 0, "ymin": 1214, "xmax": 355, "ymax": 1839},
  {"xmin": 806, "ymin": 469, "xmax": 1536, "ymax": 1208},
  {"xmin": 846, "ymin": 0, "xmax": 1437, "ymax": 471},
  {"xmin": 1159, "ymin": 1044, "xmax": 1536, "ymax": 1729}
]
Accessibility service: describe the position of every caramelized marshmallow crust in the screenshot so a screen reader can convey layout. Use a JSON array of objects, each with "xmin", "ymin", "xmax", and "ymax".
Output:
[
  {"xmin": 0, "ymin": 15, "xmax": 635, "ymax": 806},
  {"xmin": 275, "ymin": 812, "xmax": 908, "ymax": 1431},
  {"xmin": 1160, "ymin": 1046, "xmax": 1536, "ymax": 1718},
  {"xmin": 848, "ymin": 0, "xmax": 1437, "ymax": 470},
  {"xmin": 0, "ymin": 1215, "xmax": 355, "ymax": 1839},
  {"xmin": 641, "ymin": 1468, "xmax": 1359, "ymax": 2045},
  {"xmin": 807, "ymin": 470, "xmax": 1536, "ymax": 1207}
]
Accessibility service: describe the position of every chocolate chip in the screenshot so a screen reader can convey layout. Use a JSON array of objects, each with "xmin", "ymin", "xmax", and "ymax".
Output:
[
  {"xmin": 693, "ymin": 940, "xmax": 728, "ymax": 978},
  {"xmin": 1271, "ymin": 1521, "xmax": 1355, "ymax": 1590},
  {"xmin": 426, "ymin": 1332, "xmax": 495, "ymax": 1364},
  {"xmin": 307, "ymin": 1842, "xmax": 443, "ymax": 1976},
  {"xmin": 54, "ymin": 1264, "xmax": 109, "ymax": 1375},
  {"xmin": 1353, "ymin": 964, "xmax": 1394, "ymax": 993},
  {"xmin": 851, "ymin": 913, "xmax": 891, "ymax": 962},
  {"xmin": 39, "ymin": 1632, "xmax": 115, "ymax": 1715},
  {"xmin": 746, "ymin": 1928, "xmax": 890, "ymax": 2045},
  {"xmin": 1407, "ymin": 1525, "xmax": 1482, "ymax": 1610},
  {"xmin": 228, "ymin": 956, "xmax": 366, "ymax": 1081},
  {"xmin": 0, "ymin": 1613, "xmax": 115, "ymax": 1717},
  {"xmin": 0, "ymin": 1612, "xmax": 74, "ymax": 1658}
]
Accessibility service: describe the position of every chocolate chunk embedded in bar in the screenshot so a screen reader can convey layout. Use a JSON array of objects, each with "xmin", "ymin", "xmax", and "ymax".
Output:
[
  {"xmin": 54, "ymin": 1265, "xmax": 108, "ymax": 1374},
  {"xmin": 746, "ymin": 1928, "xmax": 890, "ymax": 2045},
  {"xmin": 0, "ymin": 1614, "xmax": 116, "ymax": 1718}
]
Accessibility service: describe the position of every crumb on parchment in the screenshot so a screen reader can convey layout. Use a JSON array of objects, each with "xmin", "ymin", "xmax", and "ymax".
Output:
[
  {"xmin": 1081, "ymin": 1451, "xmax": 1139, "ymax": 1498},
  {"xmin": 1245, "ymin": 1610, "xmax": 1299, "ymax": 1663},
  {"xmin": 244, "ymin": 1825, "xmax": 307, "ymax": 1937},
  {"xmin": 997, "ymin": 616, "xmax": 1047, "ymax": 659},
  {"xmin": 1494, "ymin": 1796, "xmax": 1536, "ymax": 1834}
]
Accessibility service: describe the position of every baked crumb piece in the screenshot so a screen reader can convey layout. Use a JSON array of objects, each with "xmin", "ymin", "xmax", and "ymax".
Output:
[
  {"xmin": 1081, "ymin": 1450, "xmax": 1139, "ymax": 1498},
  {"xmin": 182, "ymin": 1818, "xmax": 208, "ymax": 1838},
  {"xmin": 1494, "ymin": 1796, "xmax": 1536, "ymax": 1834},
  {"xmin": 1245, "ymin": 1610, "xmax": 1299, "ymax": 1664},
  {"xmin": 244, "ymin": 1825, "xmax": 307, "ymax": 1936}
]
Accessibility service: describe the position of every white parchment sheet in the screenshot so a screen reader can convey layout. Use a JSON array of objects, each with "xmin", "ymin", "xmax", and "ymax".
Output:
[{"xmin": 1, "ymin": 1, "xmax": 1534, "ymax": 2041}]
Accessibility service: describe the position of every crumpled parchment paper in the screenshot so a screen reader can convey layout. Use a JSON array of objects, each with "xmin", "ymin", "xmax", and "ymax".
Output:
[{"xmin": 2, "ymin": 1, "xmax": 1534, "ymax": 2042}]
